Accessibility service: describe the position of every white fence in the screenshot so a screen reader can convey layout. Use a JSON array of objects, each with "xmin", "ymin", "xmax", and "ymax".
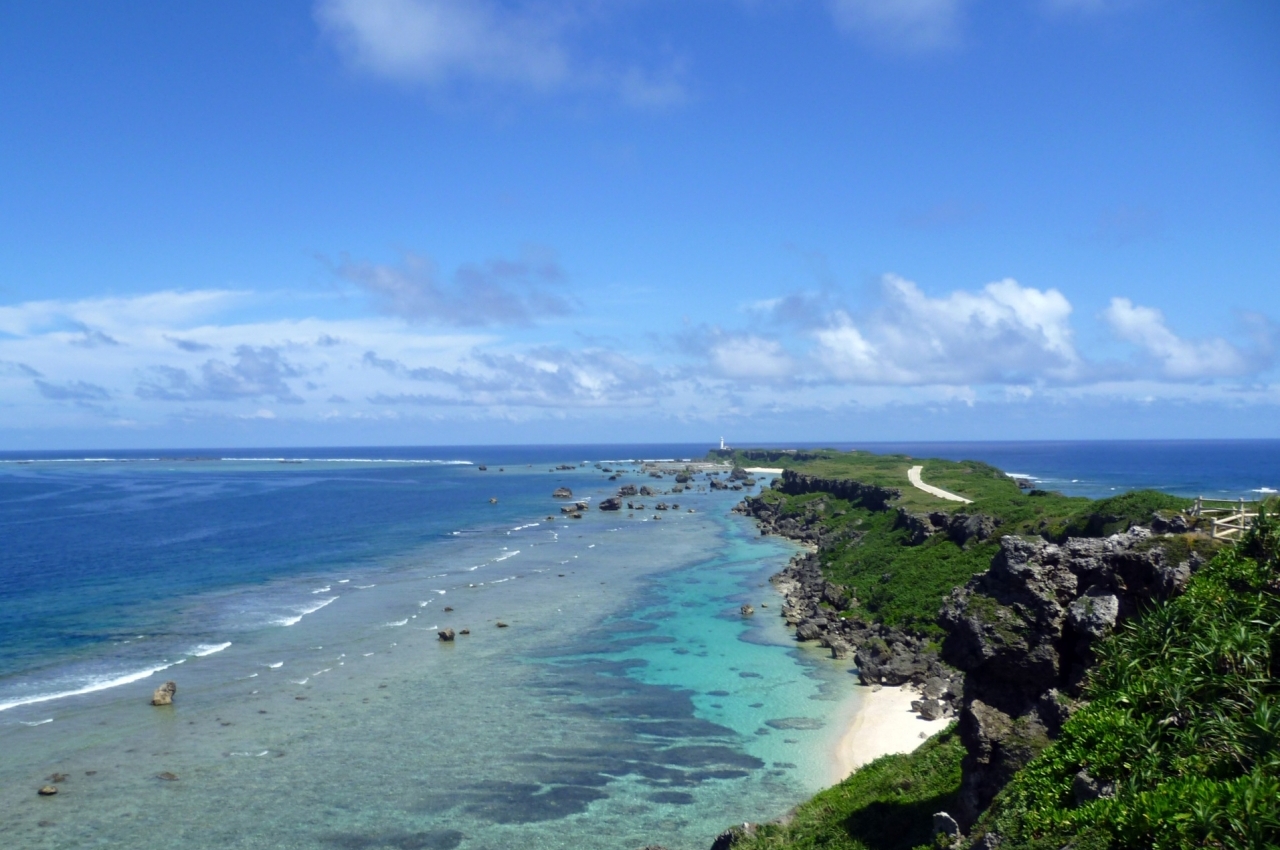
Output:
[{"xmin": 1190, "ymin": 496, "xmax": 1262, "ymax": 541}]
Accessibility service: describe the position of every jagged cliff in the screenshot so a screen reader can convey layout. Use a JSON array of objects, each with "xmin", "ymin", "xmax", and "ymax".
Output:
[{"xmin": 940, "ymin": 528, "xmax": 1204, "ymax": 827}]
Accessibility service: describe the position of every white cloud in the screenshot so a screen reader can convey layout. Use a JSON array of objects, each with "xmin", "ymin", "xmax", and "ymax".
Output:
[
  {"xmin": 1102, "ymin": 297, "xmax": 1258, "ymax": 380},
  {"xmin": 828, "ymin": 0, "xmax": 965, "ymax": 53},
  {"xmin": 813, "ymin": 275, "xmax": 1080, "ymax": 384},
  {"xmin": 708, "ymin": 335, "xmax": 796, "ymax": 381},
  {"xmin": 316, "ymin": 0, "xmax": 570, "ymax": 89},
  {"xmin": 315, "ymin": 0, "xmax": 686, "ymax": 106}
]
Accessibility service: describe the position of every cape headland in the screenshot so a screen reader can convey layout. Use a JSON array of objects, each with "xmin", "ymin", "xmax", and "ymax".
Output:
[{"xmin": 653, "ymin": 446, "xmax": 1275, "ymax": 850}]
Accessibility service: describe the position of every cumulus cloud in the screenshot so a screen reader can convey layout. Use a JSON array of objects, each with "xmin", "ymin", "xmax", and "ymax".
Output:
[
  {"xmin": 69, "ymin": 323, "xmax": 121, "ymax": 348},
  {"xmin": 165, "ymin": 335, "xmax": 214, "ymax": 353},
  {"xmin": 366, "ymin": 345, "xmax": 665, "ymax": 407},
  {"xmin": 0, "ymin": 360, "xmax": 41, "ymax": 377},
  {"xmin": 813, "ymin": 275, "xmax": 1080, "ymax": 385},
  {"xmin": 35, "ymin": 380, "xmax": 111, "ymax": 402},
  {"xmin": 336, "ymin": 250, "xmax": 573, "ymax": 327},
  {"xmin": 315, "ymin": 0, "xmax": 687, "ymax": 106},
  {"xmin": 1102, "ymin": 298, "xmax": 1267, "ymax": 380},
  {"xmin": 828, "ymin": 0, "xmax": 965, "ymax": 53},
  {"xmin": 137, "ymin": 346, "xmax": 305, "ymax": 404}
]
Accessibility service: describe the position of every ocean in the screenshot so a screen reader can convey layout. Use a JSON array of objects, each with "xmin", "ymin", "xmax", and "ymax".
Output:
[{"xmin": 1, "ymin": 440, "xmax": 1277, "ymax": 849}]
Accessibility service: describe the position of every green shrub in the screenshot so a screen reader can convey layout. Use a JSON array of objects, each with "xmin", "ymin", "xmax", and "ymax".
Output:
[{"xmin": 735, "ymin": 727, "xmax": 964, "ymax": 850}]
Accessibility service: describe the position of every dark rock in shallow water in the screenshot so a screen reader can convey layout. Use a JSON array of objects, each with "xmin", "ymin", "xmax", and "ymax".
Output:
[
  {"xmin": 552, "ymin": 487, "xmax": 573, "ymax": 498},
  {"xmin": 156, "ymin": 772, "xmax": 179, "ymax": 781},
  {"xmin": 618, "ymin": 484, "xmax": 638, "ymax": 497},
  {"xmin": 740, "ymin": 604, "xmax": 754, "ymax": 616},
  {"xmin": 764, "ymin": 717, "xmax": 824, "ymax": 730},
  {"xmin": 599, "ymin": 497, "xmax": 623, "ymax": 511},
  {"xmin": 150, "ymin": 680, "xmax": 176, "ymax": 706},
  {"xmin": 437, "ymin": 629, "xmax": 455, "ymax": 641},
  {"xmin": 647, "ymin": 791, "xmax": 694, "ymax": 805},
  {"xmin": 38, "ymin": 785, "xmax": 57, "ymax": 796},
  {"xmin": 321, "ymin": 829, "xmax": 464, "ymax": 850}
]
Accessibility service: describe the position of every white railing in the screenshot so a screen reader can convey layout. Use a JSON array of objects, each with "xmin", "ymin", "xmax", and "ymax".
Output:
[{"xmin": 1191, "ymin": 496, "xmax": 1261, "ymax": 541}]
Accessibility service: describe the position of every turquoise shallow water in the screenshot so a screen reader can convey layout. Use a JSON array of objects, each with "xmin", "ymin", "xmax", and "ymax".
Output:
[{"xmin": 0, "ymin": 451, "xmax": 858, "ymax": 849}]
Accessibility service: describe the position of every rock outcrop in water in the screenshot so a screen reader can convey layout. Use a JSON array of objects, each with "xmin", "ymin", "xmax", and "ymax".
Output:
[
  {"xmin": 939, "ymin": 528, "xmax": 1202, "ymax": 826},
  {"xmin": 150, "ymin": 681, "xmax": 176, "ymax": 706}
]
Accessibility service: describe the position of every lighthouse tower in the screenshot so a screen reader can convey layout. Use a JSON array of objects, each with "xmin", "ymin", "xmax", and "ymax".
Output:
[{"xmin": 719, "ymin": 436, "xmax": 726, "ymax": 450}]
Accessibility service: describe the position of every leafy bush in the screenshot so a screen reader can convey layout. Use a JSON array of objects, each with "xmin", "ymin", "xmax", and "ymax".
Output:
[{"xmin": 735, "ymin": 726, "xmax": 964, "ymax": 850}]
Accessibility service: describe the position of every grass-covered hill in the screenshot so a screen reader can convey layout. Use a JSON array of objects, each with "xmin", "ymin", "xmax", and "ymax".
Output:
[
  {"xmin": 729, "ymin": 511, "xmax": 1280, "ymax": 850},
  {"xmin": 720, "ymin": 448, "xmax": 1198, "ymax": 637}
]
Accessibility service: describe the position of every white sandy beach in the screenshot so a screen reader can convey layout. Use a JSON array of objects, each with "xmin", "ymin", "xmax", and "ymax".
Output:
[{"xmin": 833, "ymin": 685, "xmax": 952, "ymax": 777}]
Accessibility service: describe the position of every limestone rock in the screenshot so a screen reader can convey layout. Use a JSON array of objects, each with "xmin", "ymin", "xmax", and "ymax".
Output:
[
  {"xmin": 740, "ymin": 604, "xmax": 755, "ymax": 616},
  {"xmin": 438, "ymin": 629, "xmax": 455, "ymax": 641},
  {"xmin": 38, "ymin": 785, "xmax": 57, "ymax": 796},
  {"xmin": 552, "ymin": 487, "xmax": 573, "ymax": 498},
  {"xmin": 599, "ymin": 497, "xmax": 623, "ymax": 511},
  {"xmin": 151, "ymin": 681, "xmax": 176, "ymax": 706},
  {"xmin": 932, "ymin": 811, "xmax": 961, "ymax": 841}
]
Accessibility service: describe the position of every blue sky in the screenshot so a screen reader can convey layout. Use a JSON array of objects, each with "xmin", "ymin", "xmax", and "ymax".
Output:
[{"xmin": 1, "ymin": 0, "xmax": 1277, "ymax": 448}]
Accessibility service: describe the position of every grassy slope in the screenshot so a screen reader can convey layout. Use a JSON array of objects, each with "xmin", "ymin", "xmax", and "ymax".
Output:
[
  {"xmin": 727, "ymin": 449, "xmax": 1196, "ymax": 638},
  {"xmin": 735, "ymin": 727, "xmax": 965, "ymax": 850}
]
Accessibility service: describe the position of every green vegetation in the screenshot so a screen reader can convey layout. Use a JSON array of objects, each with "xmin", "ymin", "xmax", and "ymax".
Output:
[
  {"xmin": 725, "ymin": 449, "xmax": 1208, "ymax": 638},
  {"xmin": 736, "ymin": 726, "xmax": 965, "ymax": 850},
  {"xmin": 973, "ymin": 511, "xmax": 1280, "ymax": 850}
]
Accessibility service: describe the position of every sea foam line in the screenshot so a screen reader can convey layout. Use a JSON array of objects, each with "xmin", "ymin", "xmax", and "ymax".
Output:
[
  {"xmin": 273, "ymin": 596, "xmax": 337, "ymax": 627},
  {"xmin": 0, "ymin": 662, "xmax": 177, "ymax": 713},
  {"xmin": 190, "ymin": 642, "xmax": 232, "ymax": 657}
]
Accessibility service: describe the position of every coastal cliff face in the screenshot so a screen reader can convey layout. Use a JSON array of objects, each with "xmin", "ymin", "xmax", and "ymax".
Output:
[
  {"xmin": 939, "ymin": 529, "xmax": 1203, "ymax": 827},
  {"xmin": 775, "ymin": 469, "xmax": 900, "ymax": 513},
  {"xmin": 733, "ymin": 478, "xmax": 1209, "ymax": 841}
]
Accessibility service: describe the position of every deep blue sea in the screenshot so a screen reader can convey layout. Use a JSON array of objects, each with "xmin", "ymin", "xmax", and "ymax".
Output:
[{"xmin": 0, "ymin": 440, "xmax": 1276, "ymax": 849}]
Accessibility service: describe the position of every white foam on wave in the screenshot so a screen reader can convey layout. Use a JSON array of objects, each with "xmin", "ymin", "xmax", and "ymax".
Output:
[
  {"xmin": 418, "ymin": 600, "xmax": 432, "ymax": 607},
  {"xmin": 312, "ymin": 586, "xmax": 331, "ymax": 594},
  {"xmin": 1004, "ymin": 472, "xmax": 1040, "ymax": 480},
  {"xmin": 363, "ymin": 652, "xmax": 374, "ymax": 657},
  {"xmin": 191, "ymin": 642, "xmax": 232, "ymax": 657},
  {"xmin": 1253, "ymin": 487, "xmax": 1278, "ymax": 494},
  {"xmin": 354, "ymin": 584, "xmax": 376, "ymax": 589},
  {"xmin": 272, "ymin": 596, "xmax": 337, "ymax": 627},
  {"xmin": 427, "ymin": 573, "xmax": 448, "ymax": 578},
  {"xmin": 20, "ymin": 718, "xmax": 53, "ymax": 726},
  {"xmin": 511, "ymin": 523, "xmax": 540, "ymax": 532},
  {"xmin": 266, "ymin": 661, "xmax": 283, "ymax": 669},
  {"xmin": 384, "ymin": 619, "xmax": 409, "ymax": 627},
  {"xmin": 433, "ymin": 589, "xmax": 446, "ymax": 595},
  {"xmin": 588, "ymin": 544, "xmax": 596, "ymax": 549},
  {"xmin": 230, "ymin": 750, "xmax": 270, "ymax": 757},
  {"xmin": 493, "ymin": 550, "xmax": 519, "ymax": 562},
  {"xmin": 337, "ymin": 579, "xmax": 350, "ymax": 584},
  {"xmin": 0, "ymin": 661, "xmax": 177, "ymax": 712},
  {"xmin": 291, "ymin": 678, "xmax": 309, "ymax": 685}
]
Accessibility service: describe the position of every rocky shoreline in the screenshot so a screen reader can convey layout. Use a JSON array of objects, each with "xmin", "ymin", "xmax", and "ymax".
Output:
[{"xmin": 727, "ymin": 472, "xmax": 1209, "ymax": 846}]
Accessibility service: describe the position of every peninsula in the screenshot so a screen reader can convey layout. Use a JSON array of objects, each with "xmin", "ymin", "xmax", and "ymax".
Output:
[{"xmin": 680, "ymin": 447, "xmax": 1277, "ymax": 850}]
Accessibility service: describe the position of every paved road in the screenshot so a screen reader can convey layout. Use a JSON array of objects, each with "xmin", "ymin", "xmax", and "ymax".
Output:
[{"xmin": 907, "ymin": 465, "xmax": 973, "ymax": 504}]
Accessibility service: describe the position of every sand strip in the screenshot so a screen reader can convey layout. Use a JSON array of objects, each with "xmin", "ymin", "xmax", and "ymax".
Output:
[{"xmin": 835, "ymin": 685, "xmax": 951, "ymax": 776}]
